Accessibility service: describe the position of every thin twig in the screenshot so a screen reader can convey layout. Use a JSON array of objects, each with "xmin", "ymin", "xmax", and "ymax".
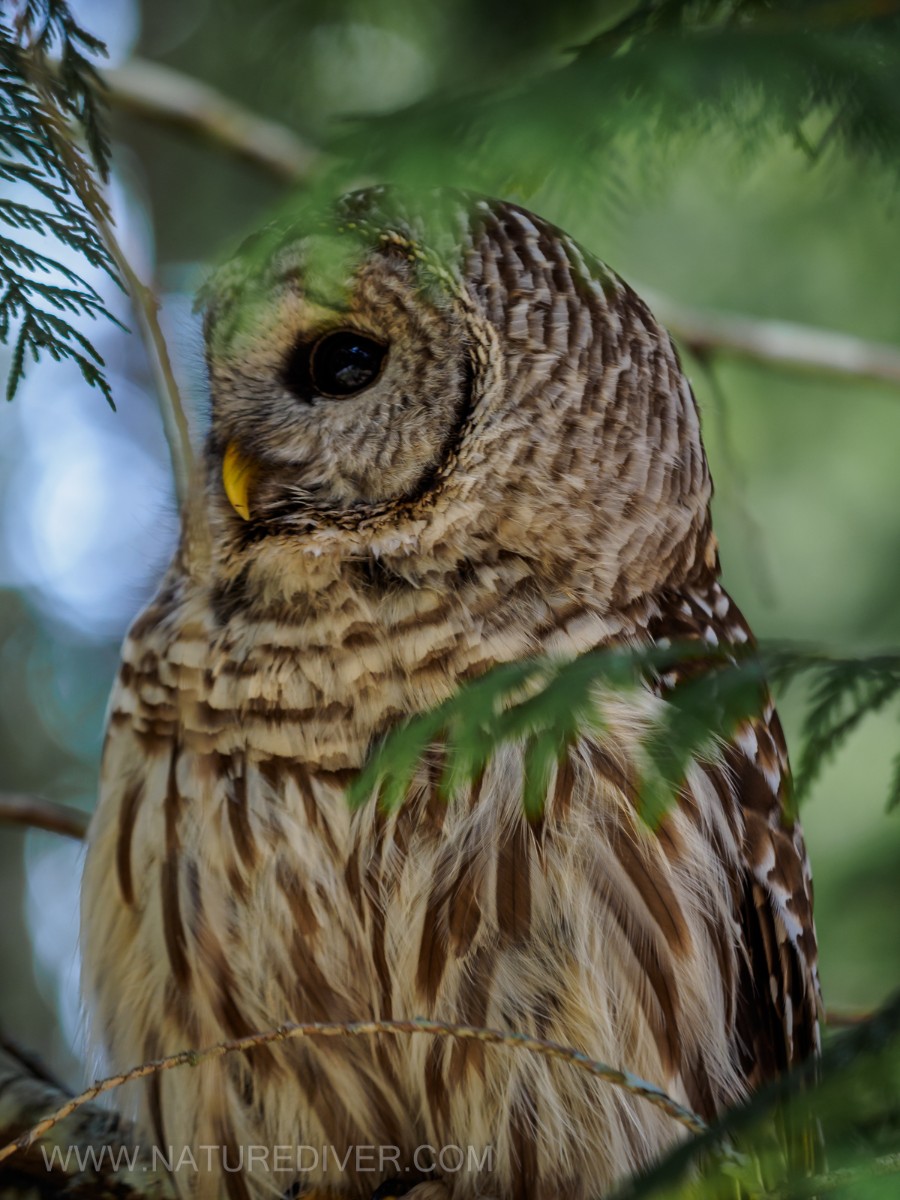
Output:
[
  {"xmin": 824, "ymin": 1007, "xmax": 878, "ymax": 1027},
  {"xmin": 0, "ymin": 1017, "xmax": 707, "ymax": 1165},
  {"xmin": 0, "ymin": 793, "xmax": 89, "ymax": 840},
  {"xmin": 0, "ymin": 1034, "xmax": 68, "ymax": 1090},
  {"xmin": 646, "ymin": 290, "xmax": 900, "ymax": 389},
  {"xmin": 16, "ymin": 43, "xmax": 195, "ymax": 509},
  {"xmin": 97, "ymin": 212, "xmax": 194, "ymax": 507},
  {"xmin": 695, "ymin": 352, "xmax": 776, "ymax": 605},
  {"xmin": 103, "ymin": 58, "xmax": 320, "ymax": 184}
]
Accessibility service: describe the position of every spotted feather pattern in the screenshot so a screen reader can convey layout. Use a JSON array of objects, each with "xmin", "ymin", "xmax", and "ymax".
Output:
[{"xmin": 648, "ymin": 580, "xmax": 821, "ymax": 1079}]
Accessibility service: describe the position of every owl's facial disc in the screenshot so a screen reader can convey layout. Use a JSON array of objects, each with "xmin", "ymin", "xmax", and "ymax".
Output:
[
  {"xmin": 209, "ymin": 244, "xmax": 472, "ymax": 524},
  {"xmin": 221, "ymin": 328, "xmax": 392, "ymax": 522}
]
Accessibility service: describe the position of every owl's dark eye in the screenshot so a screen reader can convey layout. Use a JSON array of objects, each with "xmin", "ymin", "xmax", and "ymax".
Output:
[
  {"xmin": 302, "ymin": 330, "xmax": 387, "ymax": 398},
  {"xmin": 282, "ymin": 330, "xmax": 388, "ymax": 402}
]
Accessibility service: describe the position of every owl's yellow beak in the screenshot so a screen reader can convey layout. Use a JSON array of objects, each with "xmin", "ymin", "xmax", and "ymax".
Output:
[{"xmin": 222, "ymin": 441, "xmax": 257, "ymax": 521}]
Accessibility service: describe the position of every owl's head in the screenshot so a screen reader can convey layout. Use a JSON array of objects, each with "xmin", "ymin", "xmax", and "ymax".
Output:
[{"xmin": 200, "ymin": 188, "xmax": 714, "ymax": 609}]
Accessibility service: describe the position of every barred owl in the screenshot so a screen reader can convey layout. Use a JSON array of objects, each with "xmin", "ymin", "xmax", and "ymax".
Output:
[{"xmin": 81, "ymin": 189, "xmax": 821, "ymax": 1200}]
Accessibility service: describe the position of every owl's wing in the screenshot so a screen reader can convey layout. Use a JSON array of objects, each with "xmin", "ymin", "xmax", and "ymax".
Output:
[
  {"xmin": 650, "ymin": 580, "xmax": 822, "ymax": 1086},
  {"xmin": 725, "ymin": 708, "xmax": 821, "ymax": 1083}
]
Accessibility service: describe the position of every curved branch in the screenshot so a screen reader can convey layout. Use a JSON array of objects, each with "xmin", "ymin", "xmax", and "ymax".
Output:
[
  {"xmin": 0, "ymin": 794, "xmax": 88, "ymax": 840},
  {"xmin": 103, "ymin": 58, "xmax": 320, "ymax": 184},
  {"xmin": 646, "ymin": 291, "xmax": 900, "ymax": 389}
]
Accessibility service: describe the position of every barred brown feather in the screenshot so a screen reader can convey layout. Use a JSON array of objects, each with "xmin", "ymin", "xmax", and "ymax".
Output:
[{"xmin": 81, "ymin": 189, "xmax": 820, "ymax": 1200}]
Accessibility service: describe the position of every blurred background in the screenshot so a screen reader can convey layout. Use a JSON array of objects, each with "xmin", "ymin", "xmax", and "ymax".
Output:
[{"xmin": 2, "ymin": 0, "xmax": 900, "ymax": 1085}]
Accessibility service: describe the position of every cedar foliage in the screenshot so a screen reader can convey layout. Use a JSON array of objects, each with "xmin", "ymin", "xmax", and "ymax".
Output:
[{"xmin": 0, "ymin": 0, "xmax": 118, "ymax": 405}]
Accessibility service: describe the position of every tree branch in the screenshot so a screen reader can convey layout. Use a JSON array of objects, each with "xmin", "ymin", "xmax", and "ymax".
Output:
[
  {"xmin": 0, "ymin": 794, "xmax": 88, "ymax": 840},
  {"xmin": 646, "ymin": 290, "xmax": 900, "ymax": 389},
  {"xmin": 100, "ymin": 58, "xmax": 900, "ymax": 393},
  {"xmin": 103, "ymin": 58, "xmax": 320, "ymax": 184},
  {"xmin": 0, "ymin": 1046, "xmax": 175, "ymax": 1198},
  {"xmin": 823, "ymin": 1007, "xmax": 878, "ymax": 1027},
  {"xmin": 98, "ymin": 60, "xmax": 900, "ymax": 393}
]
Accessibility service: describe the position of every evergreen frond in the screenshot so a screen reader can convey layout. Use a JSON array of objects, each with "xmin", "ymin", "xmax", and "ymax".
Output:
[
  {"xmin": 312, "ymin": 2, "xmax": 900, "ymax": 212},
  {"xmin": 353, "ymin": 644, "xmax": 900, "ymax": 827},
  {"xmin": 792, "ymin": 654, "xmax": 900, "ymax": 803},
  {"xmin": 0, "ymin": 0, "xmax": 118, "ymax": 406},
  {"xmin": 351, "ymin": 642, "xmax": 771, "ymax": 824}
]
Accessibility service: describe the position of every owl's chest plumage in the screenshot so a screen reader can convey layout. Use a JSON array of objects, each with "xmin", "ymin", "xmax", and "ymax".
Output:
[{"xmin": 80, "ymin": 562, "xmax": 799, "ymax": 1200}]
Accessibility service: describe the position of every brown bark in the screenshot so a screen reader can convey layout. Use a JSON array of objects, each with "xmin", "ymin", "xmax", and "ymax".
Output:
[{"xmin": 0, "ymin": 1045, "xmax": 174, "ymax": 1198}]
